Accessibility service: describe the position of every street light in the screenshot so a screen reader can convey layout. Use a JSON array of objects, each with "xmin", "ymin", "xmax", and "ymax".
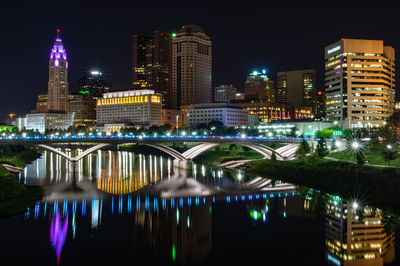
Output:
[{"xmin": 351, "ymin": 141, "xmax": 360, "ymax": 149}]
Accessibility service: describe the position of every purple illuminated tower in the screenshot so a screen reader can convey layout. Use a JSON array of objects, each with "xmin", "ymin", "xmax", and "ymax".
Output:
[{"xmin": 48, "ymin": 29, "xmax": 69, "ymax": 112}]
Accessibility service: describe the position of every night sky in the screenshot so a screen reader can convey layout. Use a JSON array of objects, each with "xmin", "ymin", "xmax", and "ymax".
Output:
[{"xmin": 1, "ymin": 1, "xmax": 399, "ymax": 119}]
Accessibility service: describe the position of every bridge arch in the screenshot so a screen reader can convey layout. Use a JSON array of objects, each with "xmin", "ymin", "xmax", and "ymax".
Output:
[
  {"xmin": 37, "ymin": 143, "xmax": 110, "ymax": 162},
  {"xmin": 182, "ymin": 142, "xmax": 287, "ymax": 160}
]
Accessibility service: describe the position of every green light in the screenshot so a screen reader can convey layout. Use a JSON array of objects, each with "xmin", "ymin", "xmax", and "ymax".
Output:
[
  {"xmin": 0, "ymin": 126, "xmax": 14, "ymax": 132},
  {"xmin": 305, "ymin": 131, "xmax": 313, "ymax": 136},
  {"xmin": 172, "ymin": 243, "xmax": 176, "ymax": 261},
  {"xmin": 333, "ymin": 130, "xmax": 342, "ymax": 136},
  {"xmin": 250, "ymin": 210, "xmax": 261, "ymax": 219},
  {"xmin": 172, "ymin": 33, "xmax": 176, "ymax": 38},
  {"xmin": 332, "ymin": 195, "xmax": 342, "ymax": 202},
  {"xmin": 79, "ymin": 90, "xmax": 90, "ymax": 95},
  {"xmin": 209, "ymin": 206, "xmax": 212, "ymax": 213},
  {"xmin": 249, "ymin": 71, "xmax": 262, "ymax": 76}
]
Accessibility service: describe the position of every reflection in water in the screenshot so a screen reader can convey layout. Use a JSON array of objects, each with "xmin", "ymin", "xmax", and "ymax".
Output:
[
  {"xmin": 23, "ymin": 190, "xmax": 303, "ymax": 264},
  {"xmin": 50, "ymin": 209, "xmax": 68, "ymax": 265},
  {"xmin": 325, "ymin": 195, "xmax": 395, "ymax": 266},
  {"xmin": 9, "ymin": 149, "xmax": 398, "ymax": 265}
]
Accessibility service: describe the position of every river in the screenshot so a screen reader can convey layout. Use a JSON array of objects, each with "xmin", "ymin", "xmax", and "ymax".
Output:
[{"xmin": 0, "ymin": 149, "xmax": 399, "ymax": 266}]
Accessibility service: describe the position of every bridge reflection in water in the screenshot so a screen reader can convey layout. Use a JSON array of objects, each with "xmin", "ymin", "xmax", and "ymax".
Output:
[{"xmin": 26, "ymin": 190, "xmax": 301, "ymax": 264}]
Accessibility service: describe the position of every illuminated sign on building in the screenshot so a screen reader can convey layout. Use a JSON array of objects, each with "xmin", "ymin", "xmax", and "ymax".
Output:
[{"xmin": 327, "ymin": 46, "xmax": 341, "ymax": 54}]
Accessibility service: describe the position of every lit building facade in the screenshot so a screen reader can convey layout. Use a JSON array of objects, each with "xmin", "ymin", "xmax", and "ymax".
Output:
[
  {"xmin": 133, "ymin": 34, "xmax": 153, "ymax": 89},
  {"xmin": 96, "ymin": 89, "xmax": 162, "ymax": 128},
  {"xmin": 325, "ymin": 39, "xmax": 395, "ymax": 128},
  {"xmin": 276, "ymin": 69, "xmax": 317, "ymax": 113},
  {"xmin": 26, "ymin": 112, "xmax": 73, "ymax": 134},
  {"xmin": 244, "ymin": 70, "xmax": 274, "ymax": 103},
  {"xmin": 214, "ymin": 84, "xmax": 237, "ymax": 103},
  {"xmin": 172, "ymin": 24, "xmax": 212, "ymax": 109},
  {"xmin": 69, "ymin": 93, "xmax": 97, "ymax": 127},
  {"xmin": 239, "ymin": 102, "xmax": 312, "ymax": 123},
  {"xmin": 162, "ymin": 109, "xmax": 181, "ymax": 127},
  {"xmin": 184, "ymin": 103, "xmax": 248, "ymax": 127},
  {"xmin": 48, "ymin": 29, "xmax": 69, "ymax": 112},
  {"xmin": 132, "ymin": 31, "xmax": 172, "ymax": 108},
  {"xmin": 316, "ymin": 91, "xmax": 326, "ymax": 118},
  {"xmin": 325, "ymin": 196, "xmax": 395, "ymax": 266},
  {"xmin": 77, "ymin": 71, "xmax": 111, "ymax": 98},
  {"xmin": 33, "ymin": 93, "xmax": 49, "ymax": 113}
]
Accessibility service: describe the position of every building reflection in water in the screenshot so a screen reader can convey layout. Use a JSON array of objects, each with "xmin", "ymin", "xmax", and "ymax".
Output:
[
  {"xmin": 133, "ymin": 197, "xmax": 212, "ymax": 264},
  {"xmin": 18, "ymin": 150, "xmax": 172, "ymax": 194},
  {"xmin": 325, "ymin": 195, "xmax": 395, "ymax": 266},
  {"xmin": 50, "ymin": 208, "xmax": 68, "ymax": 265}
]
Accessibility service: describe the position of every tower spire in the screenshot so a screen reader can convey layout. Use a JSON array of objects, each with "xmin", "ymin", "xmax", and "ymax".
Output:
[{"xmin": 56, "ymin": 28, "xmax": 60, "ymax": 39}]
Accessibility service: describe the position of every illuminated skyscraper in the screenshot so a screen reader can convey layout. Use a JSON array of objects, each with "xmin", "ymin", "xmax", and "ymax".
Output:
[
  {"xmin": 133, "ymin": 34, "xmax": 153, "ymax": 89},
  {"xmin": 244, "ymin": 69, "xmax": 274, "ymax": 103},
  {"xmin": 325, "ymin": 39, "xmax": 395, "ymax": 128},
  {"xmin": 77, "ymin": 71, "xmax": 111, "ymax": 98},
  {"xmin": 172, "ymin": 24, "xmax": 212, "ymax": 109},
  {"xmin": 47, "ymin": 29, "xmax": 69, "ymax": 112},
  {"xmin": 132, "ymin": 31, "xmax": 172, "ymax": 108},
  {"xmin": 276, "ymin": 69, "xmax": 317, "ymax": 113}
]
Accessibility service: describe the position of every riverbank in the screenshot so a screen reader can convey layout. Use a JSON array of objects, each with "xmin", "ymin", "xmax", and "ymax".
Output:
[
  {"xmin": 0, "ymin": 146, "xmax": 43, "ymax": 217},
  {"xmin": 328, "ymin": 149, "xmax": 400, "ymax": 167},
  {"xmin": 246, "ymin": 156, "xmax": 400, "ymax": 211}
]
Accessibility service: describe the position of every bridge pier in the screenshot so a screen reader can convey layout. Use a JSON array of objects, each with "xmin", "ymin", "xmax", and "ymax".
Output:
[
  {"xmin": 68, "ymin": 161, "xmax": 79, "ymax": 175},
  {"xmin": 173, "ymin": 159, "xmax": 193, "ymax": 170}
]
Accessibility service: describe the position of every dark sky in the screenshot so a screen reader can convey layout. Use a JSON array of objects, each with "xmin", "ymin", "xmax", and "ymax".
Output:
[{"xmin": 1, "ymin": 0, "xmax": 399, "ymax": 119}]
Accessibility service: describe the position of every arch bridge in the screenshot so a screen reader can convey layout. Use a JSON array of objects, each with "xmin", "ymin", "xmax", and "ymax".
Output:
[{"xmin": 0, "ymin": 135, "xmax": 303, "ymax": 170}]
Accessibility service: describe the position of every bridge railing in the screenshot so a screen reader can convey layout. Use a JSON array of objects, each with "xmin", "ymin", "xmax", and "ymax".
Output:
[{"xmin": 0, "ymin": 134, "xmax": 333, "ymax": 143}]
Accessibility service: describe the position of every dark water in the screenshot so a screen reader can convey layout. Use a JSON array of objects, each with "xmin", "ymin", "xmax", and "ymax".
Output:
[{"xmin": 0, "ymin": 150, "xmax": 399, "ymax": 266}]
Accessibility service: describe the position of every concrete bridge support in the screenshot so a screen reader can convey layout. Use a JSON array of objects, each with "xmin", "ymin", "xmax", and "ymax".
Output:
[{"xmin": 68, "ymin": 161, "xmax": 79, "ymax": 174}]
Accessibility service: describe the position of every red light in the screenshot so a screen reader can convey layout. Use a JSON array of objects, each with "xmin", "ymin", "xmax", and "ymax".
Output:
[
  {"xmin": 57, "ymin": 29, "xmax": 60, "ymax": 32},
  {"xmin": 317, "ymin": 91, "xmax": 322, "ymax": 95}
]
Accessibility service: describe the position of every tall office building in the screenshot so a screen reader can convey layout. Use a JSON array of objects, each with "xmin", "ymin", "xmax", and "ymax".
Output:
[
  {"xmin": 316, "ymin": 91, "xmax": 326, "ymax": 118},
  {"xmin": 133, "ymin": 34, "xmax": 152, "ymax": 89},
  {"xmin": 172, "ymin": 24, "xmax": 212, "ymax": 109},
  {"xmin": 132, "ymin": 31, "xmax": 172, "ymax": 108},
  {"xmin": 48, "ymin": 29, "xmax": 69, "ymax": 112},
  {"xmin": 77, "ymin": 71, "xmax": 111, "ymax": 98},
  {"xmin": 214, "ymin": 84, "xmax": 237, "ymax": 103},
  {"xmin": 325, "ymin": 39, "xmax": 395, "ymax": 128},
  {"xmin": 244, "ymin": 70, "xmax": 274, "ymax": 103},
  {"xmin": 276, "ymin": 69, "xmax": 317, "ymax": 113}
]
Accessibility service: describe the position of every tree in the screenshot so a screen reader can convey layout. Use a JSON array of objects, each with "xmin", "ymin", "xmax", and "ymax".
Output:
[
  {"xmin": 296, "ymin": 145, "xmax": 307, "ymax": 157},
  {"xmin": 382, "ymin": 145, "xmax": 397, "ymax": 166},
  {"xmin": 296, "ymin": 139, "xmax": 310, "ymax": 157},
  {"xmin": 229, "ymin": 144, "xmax": 238, "ymax": 155},
  {"xmin": 300, "ymin": 139, "xmax": 311, "ymax": 154},
  {"xmin": 356, "ymin": 149, "xmax": 364, "ymax": 165},
  {"xmin": 271, "ymin": 151, "xmax": 277, "ymax": 161},
  {"xmin": 316, "ymin": 138, "xmax": 329, "ymax": 157}
]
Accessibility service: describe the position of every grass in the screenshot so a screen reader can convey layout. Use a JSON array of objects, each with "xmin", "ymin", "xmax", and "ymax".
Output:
[
  {"xmin": 194, "ymin": 145, "xmax": 263, "ymax": 164},
  {"xmin": 0, "ymin": 149, "xmax": 42, "ymax": 167},
  {"xmin": 0, "ymin": 165, "xmax": 10, "ymax": 177},
  {"xmin": 328, "ymin": 148, "xmax": 400, "ymax": 166},
  {"xmin": 0, "ymin": 147, "xmax": 43, "ymax": 217},
  {"xmin": 247, "ymin": 156, "xmax": 400, "ymax": 210}
]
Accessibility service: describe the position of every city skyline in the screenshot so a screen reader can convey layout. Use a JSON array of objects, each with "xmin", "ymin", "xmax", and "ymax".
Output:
[{"xmin": 1, "ymin": 1, "xmax": 400, "ymax": 118}]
